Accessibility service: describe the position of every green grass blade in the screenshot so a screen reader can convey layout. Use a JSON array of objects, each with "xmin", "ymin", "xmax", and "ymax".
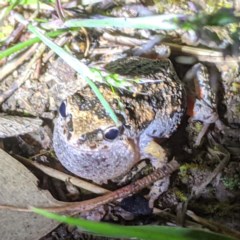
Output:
[
  {"xmin": 41, "ymin": 9, "xmax": 239, "ymax": 31},
  {"xmin": 62, "ymin": 15, "xmax": 180, "ymax": 30},
  {"xmin": 33, "ymin": 208, "xmax": 235, "ymax": 240},
  {"xmin": 26, "ymin": 24, "xmax": 120, "ymax": 126},
  {"xmin": 0, "ymin": 30, "xmax": 65, "ymax": 59},
  {"xmin": 0, "ymin": 0, "xmax": 19, "ymax": 22}
]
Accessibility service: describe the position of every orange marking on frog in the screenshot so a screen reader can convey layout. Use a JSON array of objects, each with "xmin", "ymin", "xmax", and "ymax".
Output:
[
  {"xmin": 187, "ymin": 95, "xmax": 195, "ymax": 117},
  {"xmin": 194, "ymin": 77, "xmax": 204, "ymax": 99},
  {"xmin": 187, "ymin": 77, "xmax": 205, "ymax": 117}
]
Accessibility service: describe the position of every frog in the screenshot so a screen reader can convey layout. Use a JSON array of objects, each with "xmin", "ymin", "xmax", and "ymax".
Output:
[
  {"xmin": 53, "ymin": 57, "xmax": 186, "ymax": 186},
  {"xmin": 184, "ymin": 61, "xmax": 240, "ymax": 148},
  {"xmin": 183, "ymin": 63, "xmax": 220, "ymax": 146},
  {"xmin": 214, "ymin": 61, "xmax": 240, "ymax": 146}
]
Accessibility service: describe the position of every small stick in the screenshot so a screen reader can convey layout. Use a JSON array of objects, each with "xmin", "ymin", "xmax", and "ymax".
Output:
[
  {"xmin": 0, "ymin": 43, "xmax": 38, "ymax": 81},
  {"xmin": 0, "ymin": 44, "xmax": 46, "ymax": 104},
  {"xmin": 187, "ymin": 210, "xmax": 240, "ymax": 240},
  {"xmin": 16, "ymin": 154, "xmax": 110, "ymax": 195},
  {"xmin": 0, "ymin": 160, "xmax": 179, "ymax": 214},
  {"xmin": 192, "ymin": 146, "xmax": 230, "ymax": 198}
]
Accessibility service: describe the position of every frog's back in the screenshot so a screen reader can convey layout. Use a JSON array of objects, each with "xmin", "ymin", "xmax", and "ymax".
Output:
[{"xmin": 106, "ymin": 57, "xmax": 186, "ymax": 144}]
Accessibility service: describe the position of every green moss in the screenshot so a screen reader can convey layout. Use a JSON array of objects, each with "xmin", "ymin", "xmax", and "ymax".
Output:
[
  {"xmin": 222, "ymin": 175, "xmax": 240, "ymax": 190},
  {"xmin": 232, "ymin": 82, "xmax": 240, "ymax": 94},
  {"xmin": 179, "ymin": 163, "xmax": 201, "ymax": 184},
  {"xmin": 175, "ymin": 189, "xmax": 188, "ymax": 202},
  {"xmin": 179, "ymin": 163, "xmax": 200, "ymax": 177}
]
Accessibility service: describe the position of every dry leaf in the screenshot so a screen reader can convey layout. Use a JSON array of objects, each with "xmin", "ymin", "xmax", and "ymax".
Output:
[
  {"xmin": 0, "ymin": 149, "xmax": 60, "ymax": 240},
  {"xmin": 0, "ymin": 115, "xmax": 42, "ymax": 138}
]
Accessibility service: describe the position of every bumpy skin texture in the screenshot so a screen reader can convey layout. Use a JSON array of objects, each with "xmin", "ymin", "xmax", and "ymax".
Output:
[{"xmin": 53, "ymin": 57, "xmax": 185, "ymax": 183}]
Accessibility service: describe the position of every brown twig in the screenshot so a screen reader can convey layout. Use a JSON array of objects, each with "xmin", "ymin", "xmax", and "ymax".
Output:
[
  {"xmin": 4, "ymin": 24, "xmax": 26, "ymax": 49},
  {"xmin": 103, "ymin": 32, "xmax": 239, "ymax": 63},
  {"xmin": 102, "ymin": 32, "xmax": 145, "ymax": 46},
  {"xmin": 0, "ymin": 43, "xmax": 46, "ymax": 104},
  {"xmin": 0, "ymin": 43, "xmax": 39, "ymax": 82},
  {"xmin": 164, "ymin": 42, "xmax": 239, "ymax": 63},
  {"xmin": 191, "ymin": 145, "xmax": 230, "ymax": 198},
  {"xmin": 42, "ymin": 33, "xmax": 69, "ymax": 63},
  {"xmin": 55, "ymin": 0, "xmax": 65, "ymax": 21},
  {"xmin": 187, "ymin": 210, "xmax": 240, "ymax": 240},
  {"xmin": 16, "ymin": 154, "xmax": 110, "ymax": 195},
  {"xmin": 0, "ymin": 159, "xmax": 179, "ymax": 214},
  {"xmin": 81, "ymin": 27, "xmax": 90, "ymax": 57}
]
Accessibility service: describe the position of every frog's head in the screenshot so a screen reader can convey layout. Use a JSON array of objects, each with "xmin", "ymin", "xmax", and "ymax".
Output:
[
  {"xmin": 57, "ymin": 93, "xmax": 129, "ymax": 147},
  {"xmin": 53, "ymin": 92, "xmax": 140, "ymax": 182}
]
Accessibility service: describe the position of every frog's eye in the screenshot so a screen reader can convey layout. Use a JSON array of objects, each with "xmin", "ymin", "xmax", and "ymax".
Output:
[
  {"xmin": 103, "ymin": 127, "xmax": 119, "ymax": 141},
  {"xmin": 59, "ymin": 101, "xmax": 67, "ymax": 118}
]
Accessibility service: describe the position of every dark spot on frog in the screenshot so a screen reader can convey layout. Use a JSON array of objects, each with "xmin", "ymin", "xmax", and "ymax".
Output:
[
  {"xmin": 73, "ymin": 92, "xmax": 108, "ymax": 119},
  {"xmin": 102, "ymin": 162, "xmax": 110, "ymax": 168},
  {"xmin": 66, "ymin": 115, "xmax": 73, "ymax": 131},
  {"xmin": 169, "ymin": 111, "xmax": 176, "ymax": 119},
  {"xmin": 85, "ymin": 129, "xmax": 104, "ymax": 143},
  {"xmin": 77, "ymin": 134, "xmax": 87, "ymax": 144},
  {"xmin": 73, "ymin": 93, "xmax": 95, "ymax": 111},
  {"xmin": 124, "ymin": 106, "xmax": 138, "ymax": 125},
  {"xmin": 84, "ymin": 152, "xmax": 92, "ymax": 158},
  {"xmin": 67, "ymin": 132, "xmax": 72, "ymax": 141},
  {"xmin": 114, "ymin": 113, "xmax": 126, "ymax": 126},
  {"xmin": 59, "ymin": 101, "xmax": 67, "ymax": 117},
  {"xmin": 152, "ymin": 129, "xmax": 157, "ymax": 135}
]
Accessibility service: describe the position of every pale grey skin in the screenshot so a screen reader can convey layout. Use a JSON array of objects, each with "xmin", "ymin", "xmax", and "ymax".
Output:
[{"xmin": 53, "ymin": 57, "xmax": 185, "ymax": 183}]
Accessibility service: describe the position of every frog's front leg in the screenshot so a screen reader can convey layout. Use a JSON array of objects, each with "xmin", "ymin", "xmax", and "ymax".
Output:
[{"xmin": 143, "ymin": 140, "xmax": 170, "ymax": 208}]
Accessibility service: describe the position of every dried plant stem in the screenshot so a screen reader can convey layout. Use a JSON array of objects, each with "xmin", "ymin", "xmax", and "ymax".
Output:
[
  {"xmin": 0, "ymin": 160, "xmax": 179, "ymax": 214},
  {"xmin": 0, "ymin": 44, "xmax": 46, "ymax": 104},
  {"xmin": 16, "ymin": 154, "xmax": 110, "ymax": 195},
  {"xmin": 187, "ymin": 210, "xmax": 240, "ymax": 240},
  {"xmin": 192, "ymin": 148, "xmax": 230, "ymax": 198},
  {"xmin": 0, "ymin": 43, "xmax": 38, "ymax": 81}
]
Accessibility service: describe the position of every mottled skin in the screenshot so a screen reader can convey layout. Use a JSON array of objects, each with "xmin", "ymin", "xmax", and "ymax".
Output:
[{"xmin": 53, "ymin": 57, "xmax": 185, "ymax": 183}]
